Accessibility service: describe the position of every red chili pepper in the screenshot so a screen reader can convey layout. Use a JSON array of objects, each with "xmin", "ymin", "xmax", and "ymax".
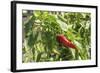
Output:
[{"xmin": 56, "ymin": 34, "xmax": 76, "ymax": 49}]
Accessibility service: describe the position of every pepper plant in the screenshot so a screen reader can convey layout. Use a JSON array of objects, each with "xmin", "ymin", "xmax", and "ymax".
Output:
[{"xmin": 22, "ymin": 10, "xmax": 91, "ymax": 63}]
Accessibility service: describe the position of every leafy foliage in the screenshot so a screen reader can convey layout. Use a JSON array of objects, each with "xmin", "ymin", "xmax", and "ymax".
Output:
[{"xmin": 22, "ymin": 10, "xmax": 91, "ymax": 63}]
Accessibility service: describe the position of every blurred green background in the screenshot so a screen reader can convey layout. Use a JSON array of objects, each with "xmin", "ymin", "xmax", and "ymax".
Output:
[{"xmin": 22, "ymin": 10, "xmax": 91, "ymax": 63}]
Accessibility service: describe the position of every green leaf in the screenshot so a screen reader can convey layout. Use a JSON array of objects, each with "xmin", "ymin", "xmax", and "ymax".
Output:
[
  {"xmin": 57, "ymin": 19, "xmax": 67, "ymax": 31},
  {"xmin": 24, "ymin": 15, "xmax": 36, "ymax": 37}
]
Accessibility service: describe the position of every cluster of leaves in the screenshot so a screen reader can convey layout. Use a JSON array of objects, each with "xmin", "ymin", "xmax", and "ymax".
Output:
[{"xmin": 22, "ymin": 10, "xmax": 91, "ymax": 63}]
